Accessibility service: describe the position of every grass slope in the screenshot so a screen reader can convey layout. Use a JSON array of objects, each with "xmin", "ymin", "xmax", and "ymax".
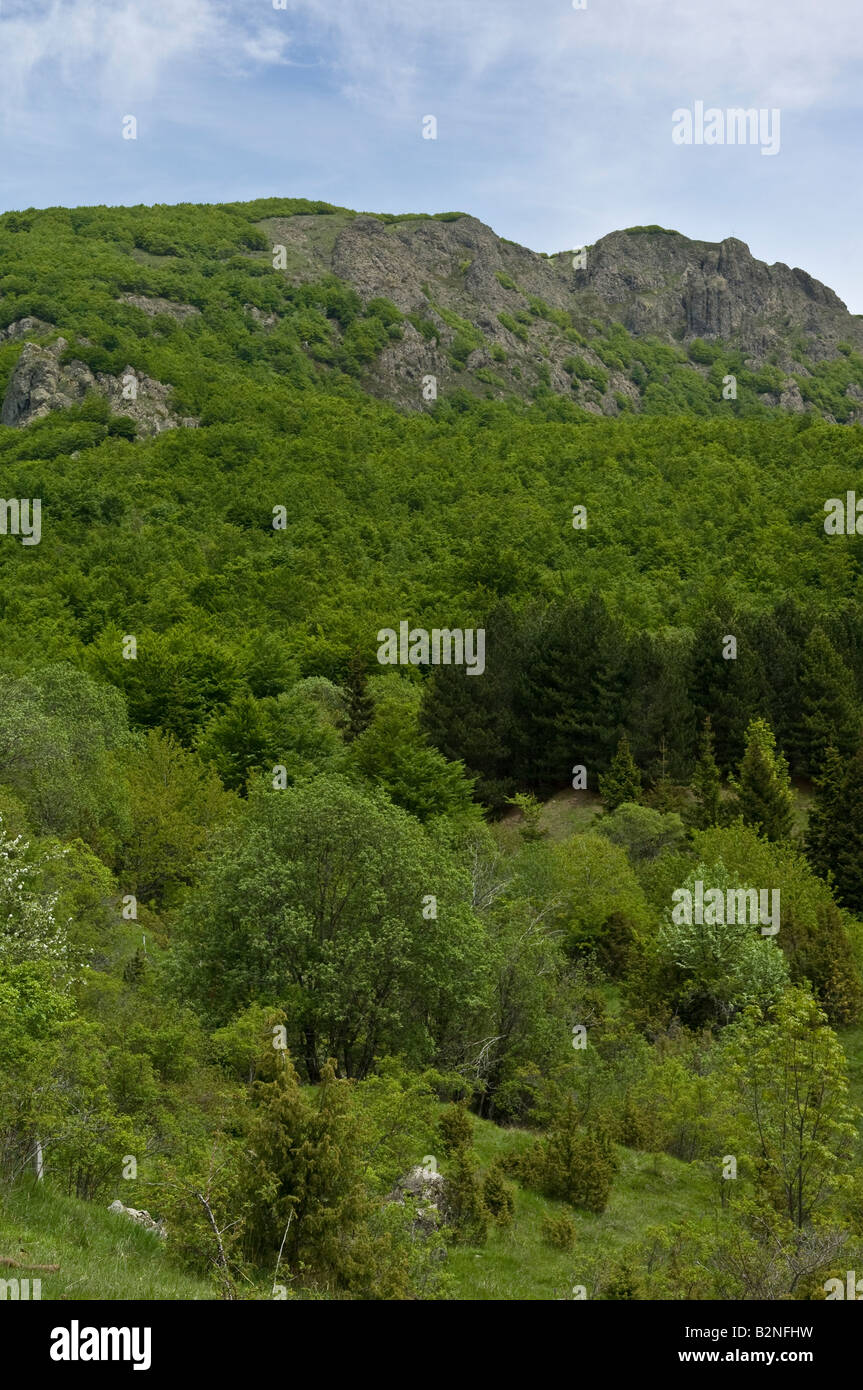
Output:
[
  {"xmin": 0, "ymin": 1180, "xmax": 212, "ymax": 1300},
  {"xmin": 444, "ymin": 1116, "xmax": 713, "ymax": 1301}
]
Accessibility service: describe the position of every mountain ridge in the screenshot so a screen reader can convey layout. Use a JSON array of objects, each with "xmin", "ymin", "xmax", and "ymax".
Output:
[{"xmin": 2, "ymin": 197, "xmax": 863, "ymax": 425}]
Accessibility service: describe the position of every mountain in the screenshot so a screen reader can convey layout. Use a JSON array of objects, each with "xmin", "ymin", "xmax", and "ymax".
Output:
[{"xmin": 2, "ymin": 197, "xmax": 863, "ymax": 427}]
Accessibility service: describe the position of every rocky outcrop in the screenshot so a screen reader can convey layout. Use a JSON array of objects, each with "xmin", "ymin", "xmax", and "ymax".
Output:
[
  {"xmin": 108, "ymin": 1200, "xmax": 166, "ymax": 1238},
  {"xmin": 387, "ymin": 1165, "xmax": 453, "ymax": 1234},
  {"xmin": 576, "ymin": 230, "xmax": 857, "ymax": 364},
  {"xmin": 253, "ymin": 209, "xmax": 863, "ymax": 416},
  {"xmin": 117, "ymin": 293, "xmax": 200, "ymax": 322},
  {"xmin": 1, "ymin": 341, "xmax": 93, "ymax": 426},
  {"xmin": 0, "ymin": 338, "xmax": 197, "ymax": 435},
  {"xmin": 0, "ymin": 317, "xmax": 55, "ymax": 343},
  {"xmin": 243, "ymin": 303, "xmax": 279, "ymax": 328}
]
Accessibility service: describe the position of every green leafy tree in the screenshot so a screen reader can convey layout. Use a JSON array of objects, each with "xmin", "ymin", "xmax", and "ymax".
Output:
[
  {"xmin": 172, "ymin": 774, "xmax": 489, "ymax": 1079},
  {"xmin": 721, "ymin": 989, "xmax": 859, "ymax": 1226},
  {"xmin": 657, "ymin": 859, "xmax": 790, "ymax": 1025}
]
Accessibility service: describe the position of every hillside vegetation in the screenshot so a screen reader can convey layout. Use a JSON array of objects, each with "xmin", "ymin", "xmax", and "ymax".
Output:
[{"xmin": 1, "ymin": 198, "xmax": 863, "ymax": 1302}]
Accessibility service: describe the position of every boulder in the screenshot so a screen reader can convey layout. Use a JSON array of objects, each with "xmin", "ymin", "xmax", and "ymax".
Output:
[{"xmin": 108, "ymin": 1199, "xmax": 166, "ymax": 1237}]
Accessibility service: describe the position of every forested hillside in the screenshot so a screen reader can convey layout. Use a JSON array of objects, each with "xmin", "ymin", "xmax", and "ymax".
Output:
[{"xmin": 2, "ymin": 197, "xmax": 863, "ymax": 1302}]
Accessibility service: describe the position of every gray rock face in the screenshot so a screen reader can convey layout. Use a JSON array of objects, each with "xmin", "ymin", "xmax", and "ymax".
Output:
[
  {"xmin": 254, "ymin": 210, "xmax": 863, "ymax": 416},
  {"xmin": 243, "ymin": 302, "xmax": 279, "ymax": 328},
  {"xmin": 1, "ymin": 340, "xmax": 87, "ymax": 426},
  {"xmin": 0, "ymin": 338, "xmax": 196, "ymax": 436},
  {"xmin": 578, "ymin": 230, "xmax": 854, "ymax": 362}
]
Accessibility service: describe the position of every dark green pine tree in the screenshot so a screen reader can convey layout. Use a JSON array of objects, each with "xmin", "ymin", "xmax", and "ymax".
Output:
[
  {"xmin": 730, "ymin": 717, "xmax": 794, "ymax": 842},
  {"xmin": 751, "ymin": 597, "xmax": 809, "ymax": 759},
  {"xmin": 691, "ymin": 716, "xmax": 723, "ymax": 828},
  {"xmin": 344, "ymin": 650, "xmax": 374, "ymax": 742},
  {"xmin": 578, "ymin": 593, "xmax": 631, "ymax": 774},
  {"xmin": 806, "ymin": 743, "xmax": 863, "ymax": 912},
  {"xmin": 792, "ymin": 628, "xmax": 862, "ymax": 777},
  {"xmin": 691, "ymin": 603, "xmax": 768, "ymax": 772},
  {"xmin": 420, "ymin": 601, "xmax": 521, "ymax": 810},
  {"xmin": 627, "ymin": 629, "xmax": 696, "ymax": 782},
  {"xmin": 599, "ymin": 732, "xmax": 642, "ymax": 811},
  {"xmin": 512, "ymin": 598, "xmax": 587, "ymax": 791}
]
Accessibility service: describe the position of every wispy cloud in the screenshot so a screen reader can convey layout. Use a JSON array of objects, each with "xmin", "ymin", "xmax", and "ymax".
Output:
[{"xmin": 0, "ymin": 0, "xmax": 290, "ymax": 120}]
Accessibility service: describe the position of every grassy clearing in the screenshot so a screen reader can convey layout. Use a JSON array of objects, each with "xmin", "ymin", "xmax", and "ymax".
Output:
[
  {"xmin": 443, "ymin": 1115, "xmax": 712, "ymax": 1301},
  {"xmin": 0, "ymin": 1180, "xmax": 213, "ymax": 1301},
  {"xmin": 495, "ymin": 789, "xmax": 603, "ymax": 852}
]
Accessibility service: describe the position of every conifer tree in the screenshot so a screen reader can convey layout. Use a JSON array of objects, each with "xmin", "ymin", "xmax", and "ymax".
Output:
[
  {"xmin": 792, "ymin": 629, "xmax": 861, "ymax": 776},
  {"xmin": 344, "ymin": 650, "xmax": 373, "ymax": 742},
  {"xmin": 599, "ymin": 732, "xmax": 642, "ymax": 811},
  {"xmin": 730, "ymin": 718, "xmax": 794, "ymax": 842},
  {"xmin": 691, "ymin": 717, "xmax": 723, "ymax": 828},
  {"xmin": 806, "ymin": 743, "xmax": 863, "ymax": 912}
]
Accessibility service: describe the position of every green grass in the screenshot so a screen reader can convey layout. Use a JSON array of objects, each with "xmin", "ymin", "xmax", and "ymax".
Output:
[
  {"xmin": 444, "ymin": 1115, "xmax": 713, "ymax": 1300},
  {"xmin": 0, "ymin": 1180, "xmax": 214, "ymax": 1300}
]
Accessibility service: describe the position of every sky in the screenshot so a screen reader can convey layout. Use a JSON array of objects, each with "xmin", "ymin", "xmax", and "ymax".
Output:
[{"xmin": 1, "ymin": 0, "xmax": 861, "ymax": 310}]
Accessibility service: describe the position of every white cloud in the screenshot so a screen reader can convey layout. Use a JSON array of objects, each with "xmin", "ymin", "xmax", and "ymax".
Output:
[
  {"xmin": 0, "ymin": 0, "xmax": 290, "ymax": 122},
  {"xmin": 277, "ymin": 0, "xmax": 863, "ymax": 114}
]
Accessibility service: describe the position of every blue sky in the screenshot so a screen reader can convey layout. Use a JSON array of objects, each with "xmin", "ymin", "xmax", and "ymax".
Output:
[{"xmin": 2, "ymin": 0, "xmax": 862, "ymax": 310}]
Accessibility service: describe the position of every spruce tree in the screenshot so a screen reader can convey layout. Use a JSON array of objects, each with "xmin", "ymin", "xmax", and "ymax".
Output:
[
  {"xmin": 730, "ymin": 717, "xmax": 794, "ymax": 842},
  {"xmin": 805, "ymin": 744, "xmax": 843, "ymax": 884},
  {"xmin": 599, "ymin": 732, "xmax": 642, "ymax": 811},
  {"xmin": 691, "ymin": 716, "xmax": 723, "ymax": 828},
  {"xmin": 344, "ymin": 651, "xmax": 373, "ymax": 742},
  {"xmin": 806, "ymin": 743, "xmax": 863, "ymax": 912},
  {"xmin": 793, "ymin": 629, "xmax": 861, "ymax": 776}
]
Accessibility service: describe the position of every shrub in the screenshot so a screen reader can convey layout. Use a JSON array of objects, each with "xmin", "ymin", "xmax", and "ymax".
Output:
[
  {"xmin": 438, "ymin": 1101, "xmax": 473, "ymax": 1155},
  {"xmin": 482, "ymin": 1162, "xmax": 515, "ymax": 1227},
  {"xmin": 539, "ymin": 1123, "xmax": 617, "ymax": 1213},
  {"xmin": 445, "ymin": 1148, "xmax": 488, "ymax": 1244},
  {"xmin": 541, "ymin": 1210, "xmax": 577, "ymax": 1250}
]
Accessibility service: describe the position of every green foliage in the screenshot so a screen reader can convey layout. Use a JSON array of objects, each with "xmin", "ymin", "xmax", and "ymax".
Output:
[
  {"xmin": 171, "ymin": 774, "xmax": 489, "ymax": 1077},
  {"xmin": 438, "ymin": 1102, "xmax": 474, "ymax": 1156},
  {"xmin": 730, "ymin": 718, "xmax": 794, "ymax": 842},
  {"xmin": 658, "ymin": 858, "xmax": 791, "ymax": 1024},
  {"xmin": 540, "ymin": 1209, "xmax": 576, "ymax": 1250},
  {"xmin": 807, "ymin": 744, "xmax": 863, "ymax": 914},
  {"xmin": 597, "ymin": 802, "xmax": 685, "ymax": 862},
  {"xmin": 482, "ymin": 1161, "xmax": 515, "ymax": 1227},
  {"xmin": 522, "ymin": 1103, "xmax": 618, "ymax": 1213},
  {"xmin": 691, "ymin": 717, "xmax": 723, "ymax": 828},
  {"xmin": 721, "ymin": 990, "xmax": 859, "ymax": 1226},
  {"xmin": 445, "ymin": 1147, "xmax": 488, "ymax": 1244},
  {"xmin": 599, "ymin": 733, "xmax": 643, "ymax": 810}
]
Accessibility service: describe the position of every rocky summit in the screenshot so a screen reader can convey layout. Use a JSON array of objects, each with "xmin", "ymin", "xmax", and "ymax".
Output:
[{"xmin": 1, "ymin": 198, "xmax": 862, "ymax": 427}]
